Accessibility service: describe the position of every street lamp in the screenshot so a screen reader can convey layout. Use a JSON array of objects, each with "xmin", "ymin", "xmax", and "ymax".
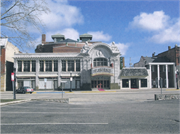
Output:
[{"xmin": 70, "ymin": 71, "xmax": 72, "ymax": 92}]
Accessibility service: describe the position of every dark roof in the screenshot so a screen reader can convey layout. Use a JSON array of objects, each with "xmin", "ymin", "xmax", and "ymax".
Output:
[
  {"xmin": 142, "ymin": 56, "xmax": 170, "ymax": 65},
  {"xmin": 120, "ymin": 68, "xmax": 148, "ymax": 77}
]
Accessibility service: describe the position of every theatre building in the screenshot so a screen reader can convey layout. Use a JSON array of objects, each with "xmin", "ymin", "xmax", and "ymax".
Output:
[
  {"xmin": 14, "ymin": 34, "xmax": 121, "ymax": 90},
  {"xmin": 14, "ymin": 34, "xmax": 177, "ymax": 90}
]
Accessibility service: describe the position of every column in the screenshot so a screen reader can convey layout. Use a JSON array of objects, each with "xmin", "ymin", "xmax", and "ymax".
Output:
[
  {"xmin": 157, "ymin": 65, "xmax": 160, "ymax": 88},
  {"xmin": 35, "ymin": 59, "xmax": 39, "ymax": 90},
  {"xmin": 139, "ymin": 79, "xmax": 141, "ymax": 89},
  {"xmin": 149, "ymin": 64, "xmax": 152, "ymax": 89},
  {"xmin": 52, "ymin": 60, "xmax": 54, "ymax": 72},
  {"xmin": 129, "ymin": 79, "xmax": 131, "ymax": 89},
  {"xmin": 74, "ymin": 60, "xmax": 76, "ymax": 72},
  {"xmin": 166, "ymin": 65, "xmax": 168, "ymax": 88},
  {"xmin": 58, "ymin": 59, "xmax": 61, "ymax": 87},
  {"xmin": 44, "ymin": 60, "xmax": 46, "ymax": 72},
  {"xmin": 22, "ymin": 60, "xmax": 24, "ymax": 72},
  {"xmin": 66, "ymin": 60, "xmax": 68, "ymax": 72},
  {"xmin": 30, "ymin": 60, "xmax": 32, "ymax": 72},
  {"xmin": 173, "ymin": 64, "xmax": 176, "ymax": 88}
]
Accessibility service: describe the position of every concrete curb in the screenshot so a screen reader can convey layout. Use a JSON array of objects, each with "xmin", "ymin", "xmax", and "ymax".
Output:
[
  {"xmin": 0, "ymin": 99, "xmax": 31, "ymax": 106},
  {"xmin": 31, "ymin": 98, "xmax": 69, "ymax": 103}
]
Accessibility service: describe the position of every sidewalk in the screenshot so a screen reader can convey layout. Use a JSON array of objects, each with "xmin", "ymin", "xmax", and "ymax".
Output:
[{"xmin": 0, "ymin": 88, "xmax": 179, "ymax": 94}]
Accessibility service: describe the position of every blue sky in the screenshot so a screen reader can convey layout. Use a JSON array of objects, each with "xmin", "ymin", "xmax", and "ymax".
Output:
[{"xmin": 7, "ymin": 0, "xmax": 180, "ymax": 67}]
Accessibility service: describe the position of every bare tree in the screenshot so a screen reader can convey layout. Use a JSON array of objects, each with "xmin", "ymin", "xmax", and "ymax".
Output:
[{"xmin": 1, "ymin": 0, "xmax": 50, "ymax": 50}]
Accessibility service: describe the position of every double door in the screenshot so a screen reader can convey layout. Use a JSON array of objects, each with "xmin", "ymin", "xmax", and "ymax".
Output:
[{"xmin": 91, "ymin": 80, "xmax": 110, "ymax": 89}]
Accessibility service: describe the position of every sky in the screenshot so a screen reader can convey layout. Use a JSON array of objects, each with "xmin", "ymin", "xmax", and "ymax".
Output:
[{"xmin": 6, "ymin": 0, "xmax": 180, "ymax": 67}]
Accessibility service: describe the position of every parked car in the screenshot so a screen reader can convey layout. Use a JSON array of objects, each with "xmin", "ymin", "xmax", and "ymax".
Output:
[{"xmin": 16, "ymin": 87, "xmax": 34, "ymax": 94}]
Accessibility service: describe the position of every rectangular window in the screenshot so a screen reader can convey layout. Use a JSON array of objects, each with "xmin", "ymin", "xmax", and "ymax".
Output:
[
  {"xmin": 62, "ymin": 60, "xmax": 66, "ymax": 71},
  {"xmin": 68, "ymin": 60, "xmax": 74, "ymax": 71},
  {"xmin": 141, "ymin": 79, "xmax": 147, "ymax": 87},
  {"xmin": 18, "ymin": 61, "xmax": 22, "ymax": 72},
  {"xmin": 122, "ymin": 79, "xmax": 129, "ymax": 88},
  {"xmin": 32, "ymin": 60, "xmax": 36, "ymax": 72},
  {"xmin": 54, "ymin": 60, "xmax": 58, "ymax": 72},
  {"xmin": 40, "ymin": 60, "xmax": 44, "ymax": 72},
  {"xmin": 24, "ymin": 61, "xmax": 30, "ymax": 72},
  {"xmin": 76, "ymin": 60, "xmax": 80, "ymax": 71},
  {"xmin": 46, "ymin": 60, "xmax": 52, "ymax": 71}
]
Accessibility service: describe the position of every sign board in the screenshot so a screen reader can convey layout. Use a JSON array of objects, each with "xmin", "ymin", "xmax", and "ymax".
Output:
[
  {"xmin": 11, "ymin": 72, "xmax": 14, "ymax": 81},
  {"xmin": 70, "ymin": 77, "xmax": 73, "ymax": 81},
  {"xmin": 91, "ymin": 67, "xmax": 114, "ymax": 76}
]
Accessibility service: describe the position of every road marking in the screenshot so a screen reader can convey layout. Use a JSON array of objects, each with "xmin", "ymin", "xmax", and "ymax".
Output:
[
  {"xmin": 2, "ymin": 112, "xmax": 96, "ymax": 114},
  {"xmin": 81, "ymin": 91, "xmax": 116, "ymax": 93},
  {"xmin": 1, "ymin": 123, "xmax": 108, "ymax": 125},
  {"xmin": 1, "ymin": 107, "xmax": 91, "ymax": 109}
]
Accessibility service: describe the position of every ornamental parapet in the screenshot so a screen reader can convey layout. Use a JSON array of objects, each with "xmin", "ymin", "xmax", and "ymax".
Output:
[{"xmin": 91, "ymin": 66, "xmax": 114, "ymax": 76}]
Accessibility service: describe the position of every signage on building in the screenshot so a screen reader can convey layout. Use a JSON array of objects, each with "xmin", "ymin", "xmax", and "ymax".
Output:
[
  {"xmin": 91, "ymin": 67, "xmax": 114, "ymax": 76},
  {"xmin": 11, "ymin": 72, "xmax": 14, "ymax": 81}
]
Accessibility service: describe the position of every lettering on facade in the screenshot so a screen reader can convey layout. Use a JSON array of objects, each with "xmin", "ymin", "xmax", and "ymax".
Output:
[{"xmin": 91, "ymin": 67, "xmax": 113, "ymax": 76}]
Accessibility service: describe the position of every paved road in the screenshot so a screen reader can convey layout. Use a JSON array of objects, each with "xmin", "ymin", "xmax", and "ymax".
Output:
[
  {"xmin": 1, "ymin": 89, "xmax": 179, "ymax": 104},
  {"xmin": 1, "ymin": 99, "xmax": 179, "ymax": 134}
]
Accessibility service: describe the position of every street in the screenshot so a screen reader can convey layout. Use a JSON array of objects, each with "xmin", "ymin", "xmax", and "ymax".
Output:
[
  {"xmin": 1, "ymin": 89, "xmax": 180, "ymax": 134},
  {"xmin": 1, "ymin": 99, "xmax": 179, "ymax": 134}
]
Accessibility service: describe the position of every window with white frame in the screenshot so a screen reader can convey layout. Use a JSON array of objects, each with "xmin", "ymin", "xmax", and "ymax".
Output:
[
  {"xmin": 40, "ymin": 60, "xmax": 44, "ymax": 72},
  {"xmin": 62, "ymin": 60, "xmax": 66, "ymax": 71},
  {"xmin": 46, "ymin": 60, "xmax": 52, "ymax": 71},
  {"xmin": 24, "ymin": 61, "xmax": 30, "ymax": 72},
  {"xmin": 76, "ymin": 60, "xmax": 80, "ymax": 71},
  {"xmin": 54, "ymin": 60, "xmax": 58, "ymax": 72},
  {"xmin": 32, "ymin": 60, "xmax": 36, "ymax": 72},
  {"xmin": 18, "ymin": 61, "xmax": 22, "ymax": 72},
  {"xmin": 68, "ymin": 60, "xmax": 74, "ymax": 71},
  {"xmin": 94, "ymin": 58, "xmax": 107, "ymax": 67}
]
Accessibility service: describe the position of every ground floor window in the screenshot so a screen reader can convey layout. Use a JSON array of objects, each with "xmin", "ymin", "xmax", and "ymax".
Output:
[
  {"xmin": 141, "ymin": 79, "xmax": 147, "ymax": 87},
  {"xmin": 122, "ymin": 79, "xmax": 129, "ymax": 88}
]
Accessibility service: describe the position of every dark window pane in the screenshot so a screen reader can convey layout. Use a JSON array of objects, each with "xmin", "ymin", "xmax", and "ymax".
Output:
[
  {"xmin": 32, "ymin": 60, "xmax": 36, "ymax": 72},
  {"xmin": 54, "ymin": 60, "xmax": 58, "ymax": 72},
  {"xmin": 18, "ymin": 61, "xmax": 22, "ymax": 72},
  {"xmin": 122, "ymin": 79, "xmax": 129, "ymax": 88},
  {"xmin": 24, "ymin": 61, "xmax": 30, "ymax": 72},
  {"xmin": 62, "ymin": 60, "xmax": 66, "ymax": 71}
]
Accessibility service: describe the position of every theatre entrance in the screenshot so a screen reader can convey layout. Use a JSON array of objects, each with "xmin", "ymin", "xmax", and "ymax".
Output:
[{"xmin": 91, "ymin": 76, "xmax": 110, "ymax": 89}]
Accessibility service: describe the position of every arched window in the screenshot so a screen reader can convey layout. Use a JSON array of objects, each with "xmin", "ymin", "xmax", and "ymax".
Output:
[{"xmin": 93, "ymin": 58, "xmax": 108, "ymax": 67}]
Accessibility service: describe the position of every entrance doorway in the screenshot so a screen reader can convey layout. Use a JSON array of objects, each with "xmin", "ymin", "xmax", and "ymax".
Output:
[
  {"xmin": 91, "ymin": 80, "xmax": 110, "ymax": 89},
  {"xmin": 131, "ymin": 79, "xmax": 138, "ymax": 88}
]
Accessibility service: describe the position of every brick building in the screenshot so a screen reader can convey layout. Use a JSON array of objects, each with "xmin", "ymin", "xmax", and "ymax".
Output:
[
  {"xmin": 134, "ymin": 45, "xmax": 179, "ymax": 89},
  {"xmin": 0, "ymin": 38, "xmax": 20, "ymax": 91}
]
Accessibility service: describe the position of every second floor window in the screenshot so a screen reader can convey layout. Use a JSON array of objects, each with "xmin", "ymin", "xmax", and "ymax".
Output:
[
  {"xmin": 76, "ymin": 60, "xmax": 80, "ymax": 71},
  {"xmin": 24, "ymin": 61, "xmax": 30, "ymax": 72},
  {"xmin": 32, "ymin": 61, "xmax": 36, "ymax": 72},
  {"xmin": 94, "ymin": 58, "xmax": 107, "ymax": 67},
  {"xmin": 68, "ymin": 60, "xmax": 74, "ymax": 71},
  {"xmin": 40, "ymin": 60, "xmax": 44, "ymax": 72},
  {"xmin": 18, "ymin": 61, "xmax": 22, "ymax": 72},
  {"xmin": 54, "ymin": 60, "xmax": 58, "ymax": 72},
  {"xmin": 62, "ymin": 60, "xmax": 66, "ymax": 71},
  {"xmin": 46, "ymin": 61, "xmax": 52, "ymax": 71}
]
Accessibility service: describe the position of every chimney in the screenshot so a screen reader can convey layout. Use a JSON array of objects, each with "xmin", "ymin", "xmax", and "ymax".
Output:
[
  {"xmin": 168, "ymin": 46, "xmax": 171, "ymax": 50},
  {"xmin": 152, "ymin": 52, "xmax": 155, "ymax": 57},
  {"xmin": 42, "ymin": 34, "xmax": 46, "ymax": 44}
]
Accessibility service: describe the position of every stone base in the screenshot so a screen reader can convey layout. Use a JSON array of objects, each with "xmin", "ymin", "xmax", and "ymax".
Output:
[
  {"xmin": 154, "ymin": 94, "xmax": 180, "ymax": 100},
  {"xmin": 110, "ymin": 83, "xmax": 120, "ymax": 89},
  {"xmin": 81, "ymin": 83, "xmax": 91, "ymax": 91}
]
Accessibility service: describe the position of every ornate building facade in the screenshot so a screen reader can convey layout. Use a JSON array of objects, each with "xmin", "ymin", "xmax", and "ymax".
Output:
[{"xmin": 14, "ymin": 34, "xmax": 121, "ymax": 90}]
